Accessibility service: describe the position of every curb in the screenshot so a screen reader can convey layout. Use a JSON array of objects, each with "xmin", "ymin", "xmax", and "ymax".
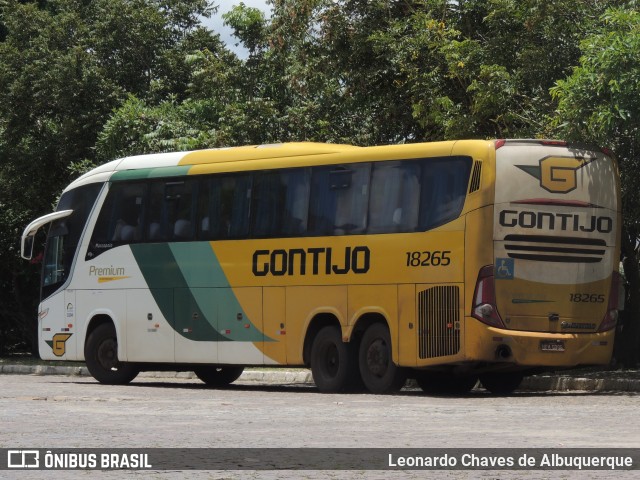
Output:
[
  {"xmin": 0, "ymin": 364, "xmax": 315, "ymax": 384},
  {"xmin": 519, "ymin": 374, "xmax": 640, "ymax": 393},
  {"xmin": 2, "ymin": 364, "xmax": 640, "ymax": 392}
]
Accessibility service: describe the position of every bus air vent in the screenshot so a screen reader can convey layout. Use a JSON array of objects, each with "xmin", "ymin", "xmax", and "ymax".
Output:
[
  {"xmin": 468, "ymin": 161, "xmax": 482, "ymax": 193},
  {"xmin": 504, "ymin": 234, "xmax": 606, "ymax": 263},
  {"xmin": 418, "ymin": 285, "xmax": 461, "ymax": 359}
]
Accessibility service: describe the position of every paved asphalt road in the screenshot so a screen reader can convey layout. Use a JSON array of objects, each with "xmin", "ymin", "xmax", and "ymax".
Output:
[{"xmin": 1, "ymin": 372, "xmax": 639, "ymax": 479}]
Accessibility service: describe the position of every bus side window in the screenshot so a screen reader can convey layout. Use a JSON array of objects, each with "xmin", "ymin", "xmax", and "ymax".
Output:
[
  {"xmin": 197, "ymin": 179, "xmax": 211, "ymax": 238},
  {"xmin": 251, "ymin": 172, "xmax": 282, "ymax": 237},
  {"xmin": 227, "ymin": 176, "xmax": 252, "ymax": 238},
  {"xmin": 251, "ymin": 169, "xmax": 310, "ymax": 238},
  {"xmin": 198, "ymin": 175, "xmax": 252, "ymax": 240},
  {"xmin": 419, "ymin": 157, "xmax": 472, "ymax": 230},
  {"xmin": 282, "ymin": 169, "xmax": 310, "ymax": 236},
  {"xmin": 90, "ymin": 182, "xmax": 146, "ymax": 249},
  {"xmin": 147, "ymin": 182, "xmax": 166, "ymax": 241},
  {"xmin": 309, "ymin": 164, "xmax": 370, "ymax": 236},
  {"xmin": 368, "ymin": 161, "xmax": 420, "ymax": 233},
  {"xmin": 165, "ymin": 181, "xmax": 195, "ymax": 241}
]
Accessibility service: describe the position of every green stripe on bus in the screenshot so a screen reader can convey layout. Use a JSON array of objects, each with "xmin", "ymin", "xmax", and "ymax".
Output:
[
  {"xmin": 130, "ymin": 243, "xmax": 229, "ymax": 342},
  {"xmin": 170, "ymin": 242, "xmax": 267, "ymax": 342},
  {"xmin": 111, "ymin": 166, "xmax": 191, "ymax": 181},
  {"xmin": 131, "ymin": 242, "xmax": 269, "ymax": 342}
]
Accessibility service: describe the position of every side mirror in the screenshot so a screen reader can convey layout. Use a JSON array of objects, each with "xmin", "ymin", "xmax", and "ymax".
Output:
[
  {"xmin": 22, "ymin": 235, "xmax": 35, "ymax": 260},
  {"xmin": 20, "ymin": 209, "xmax": 74, "ymax": 261}
]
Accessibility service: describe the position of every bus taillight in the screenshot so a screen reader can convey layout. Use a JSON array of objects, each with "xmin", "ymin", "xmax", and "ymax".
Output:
[
  {"xmin": 598, "ymin": 271, "xmax": 624, "ymax": 332},
  {"xmin": 472, "ymin": 265, "xmax": 505, "ymax": 328}
]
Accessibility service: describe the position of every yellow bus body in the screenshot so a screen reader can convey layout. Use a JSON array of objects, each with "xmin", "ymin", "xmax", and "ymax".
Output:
[{"xmin": 23, "ymin": 140, "xmax": 622, "ymax": 392}]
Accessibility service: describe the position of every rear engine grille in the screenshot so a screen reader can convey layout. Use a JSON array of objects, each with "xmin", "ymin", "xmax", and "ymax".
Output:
[
  {"xmin": 468, "ymin": 161, "xmax": 482, "ymax": 193},
  {"xmin": 418, "ymin": 286, "xmax": 460, "ymax": 359},
  {"xmin": 504, "ymin": 234, "xmax": 606, "ymax": 263}
]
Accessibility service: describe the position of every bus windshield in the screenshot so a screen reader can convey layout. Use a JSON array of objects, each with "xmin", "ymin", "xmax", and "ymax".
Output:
[{"xmin": 40, "ymin": 183, "xmax": 102, "ymax": 299}]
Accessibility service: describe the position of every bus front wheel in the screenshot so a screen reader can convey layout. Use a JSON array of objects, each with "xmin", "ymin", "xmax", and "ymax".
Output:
[
  {"xmin": 311, "ymin": 325, "xmax": 358, "ymax": 393},
  {"xmin": 84, "ymin": 323, "xmax": 138, "ymax": 385},
  {"xmin": 194, "ymin": 366, "xmax": 244, "ymax": 387},
  {"xmin": 359, "ymin": 323, "xmax": 406, "ymax": 394}
]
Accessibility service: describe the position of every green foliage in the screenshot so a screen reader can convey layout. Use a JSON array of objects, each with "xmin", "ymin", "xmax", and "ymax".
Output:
[
  {"xmin": 552, "ymin": 9, "xmax": 640, "ymax": 144},
  {"xmin": 222, "ymin": 2, "xmax": 267, "ymax": 55},
  {"xmin": 552, "ymin": 6, "xmax": 640, "ymax": 227},
  {"xmin": 96, "ymin": 95, "xmax": 222, "ymax": 157},
  {"xmin": 551, "ymin": 5, "xmax": 640, "ymax": 365},
  {"xmin": 0, "ymin": 0, "xmax": 225, "ymax": 354}
]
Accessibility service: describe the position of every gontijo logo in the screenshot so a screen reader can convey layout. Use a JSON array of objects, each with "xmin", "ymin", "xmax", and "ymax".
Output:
[
  {"xmin": 516, "ymin": 156, "xmax": 596, "ymax": 194},
  {"xmin": 45, "ymin": 333, "xmax": 73, "ymax": 357}
]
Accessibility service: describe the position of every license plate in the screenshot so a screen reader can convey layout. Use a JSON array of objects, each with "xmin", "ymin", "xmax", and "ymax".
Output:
[{"xmin": 540, "ymin": 340, "xmax": 565, "ymax": 352}]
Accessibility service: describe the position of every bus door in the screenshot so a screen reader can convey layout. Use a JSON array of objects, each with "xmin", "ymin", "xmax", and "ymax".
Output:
[
  {"xmin": 261, "ymin": 287, "xmax": 287, "ymax": 365},
  {"xmin": 172, "ymin": 286, "xmax": 266, "ymax": 365},
  {"xmin": 173, "ymin": 287, "xmax": 219, "ymax": 363},
  {"xmin": 126, "ymin": 287, "xmax": 175, "ymax": 363}
]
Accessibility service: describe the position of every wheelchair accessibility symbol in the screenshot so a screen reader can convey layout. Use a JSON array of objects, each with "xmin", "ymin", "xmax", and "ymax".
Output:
[{"xmin": 496, "ymin": 258, "xmax": 514, "ymax": 279}]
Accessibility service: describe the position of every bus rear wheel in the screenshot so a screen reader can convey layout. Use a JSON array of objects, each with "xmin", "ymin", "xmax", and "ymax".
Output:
[
  {"xmin": 311, "ymin": 325, "xmax": 359, "ymax": 393},
  {"xmin": 84, "ymin": 323, "xmax": 138, "ymax": 385},
  {"xmin": 479, "ymin": 372, "xmax": 524, "ymax": 395},
  {"xmin": 194, "ymin": 366, "xmax": 244, "ymax": 387},
  {"xmin": 359, "ymin": 323, "xmax": 406, "ymax": 394}
]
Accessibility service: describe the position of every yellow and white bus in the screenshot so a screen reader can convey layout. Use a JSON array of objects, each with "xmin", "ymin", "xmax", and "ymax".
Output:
[{"xmin": 21, "ymin": 140, "xmax": 622, "ymax": 394}]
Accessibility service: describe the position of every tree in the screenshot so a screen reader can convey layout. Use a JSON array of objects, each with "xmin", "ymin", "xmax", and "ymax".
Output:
[
  {"xmin": 551, "ymin": 4, "xmax": 640, "ymax": 366},
  {"xmin": 368, "ymin": 0, "xmax": 625, "ymax": 139},
  {"xmin": 0, "ymin": 0, "xmax": 222, "ymax": 354},
  {"xmin": 96, "ymin": 3, "xmax": 279, "ymax": 159}
]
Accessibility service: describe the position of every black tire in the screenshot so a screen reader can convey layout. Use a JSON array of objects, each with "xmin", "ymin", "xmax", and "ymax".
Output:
[
  {"xmin": 479, "ymin": 372, "xmax": 524, "ymax": 395},
  {"xmin": 415, "ymin": 371, "xmax": 478, "ymax": 395},
  {"xmin": 311, "ymin": 325, "xmax": 359, "ymax": 393},
  {"xmin": 358, "ymin": 323, "xmax": 406, "ymax": 394},
  {"xmin": 84, "ymin": 323, "xmax": 139, "ymax": 385},
  {"xmin": 194, "ymin": 366, "xmax": 244, "ymax": 387}
]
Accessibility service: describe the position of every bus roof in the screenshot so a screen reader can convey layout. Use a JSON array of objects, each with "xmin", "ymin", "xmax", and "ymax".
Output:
[
  {"xmin": 65, "ymin": 140, "xmax": 497, "ymax": 190},
  {"xmin": 67, "ymin": 143, "xmax": 360, "ymax": 189}
]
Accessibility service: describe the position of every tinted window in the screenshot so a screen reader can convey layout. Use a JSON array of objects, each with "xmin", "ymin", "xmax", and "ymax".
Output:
[
  {"xmin": 198, "ymin": 174, "xmax": 252, "ymax": 239},
  {"xmin": 252, "ymin": 169, "xmax": 310, "ymax": 237},
  {"xmin": 89, "ymin": 182, "xmax": 146, "ymax": 254},
  {"xmin": 309, "ymin": 163, "xmax": 371, "ymax": 236},
  {"xmin": 418, "ymin": 157, "xmax": 471, "ymax": 230},
  {"xmin": 368, "ymin": 161, "xmax": 421, "ymax": 233},
  {"xmin": 42, "ymin": 182, "xmax": 102, "ymax": 298},
  {"xmin": 86, "ymin": 155, "xmax": 472, "ymax": 257},
  {"xmin": 147, "ymin": 180, "xmax": 196, "ymax": 241}
]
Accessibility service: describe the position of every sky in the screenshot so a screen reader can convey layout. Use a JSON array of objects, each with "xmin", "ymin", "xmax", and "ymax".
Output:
[{"xmin": 204, "ymin": 1, "xmax": 271, "ymax": 57}]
